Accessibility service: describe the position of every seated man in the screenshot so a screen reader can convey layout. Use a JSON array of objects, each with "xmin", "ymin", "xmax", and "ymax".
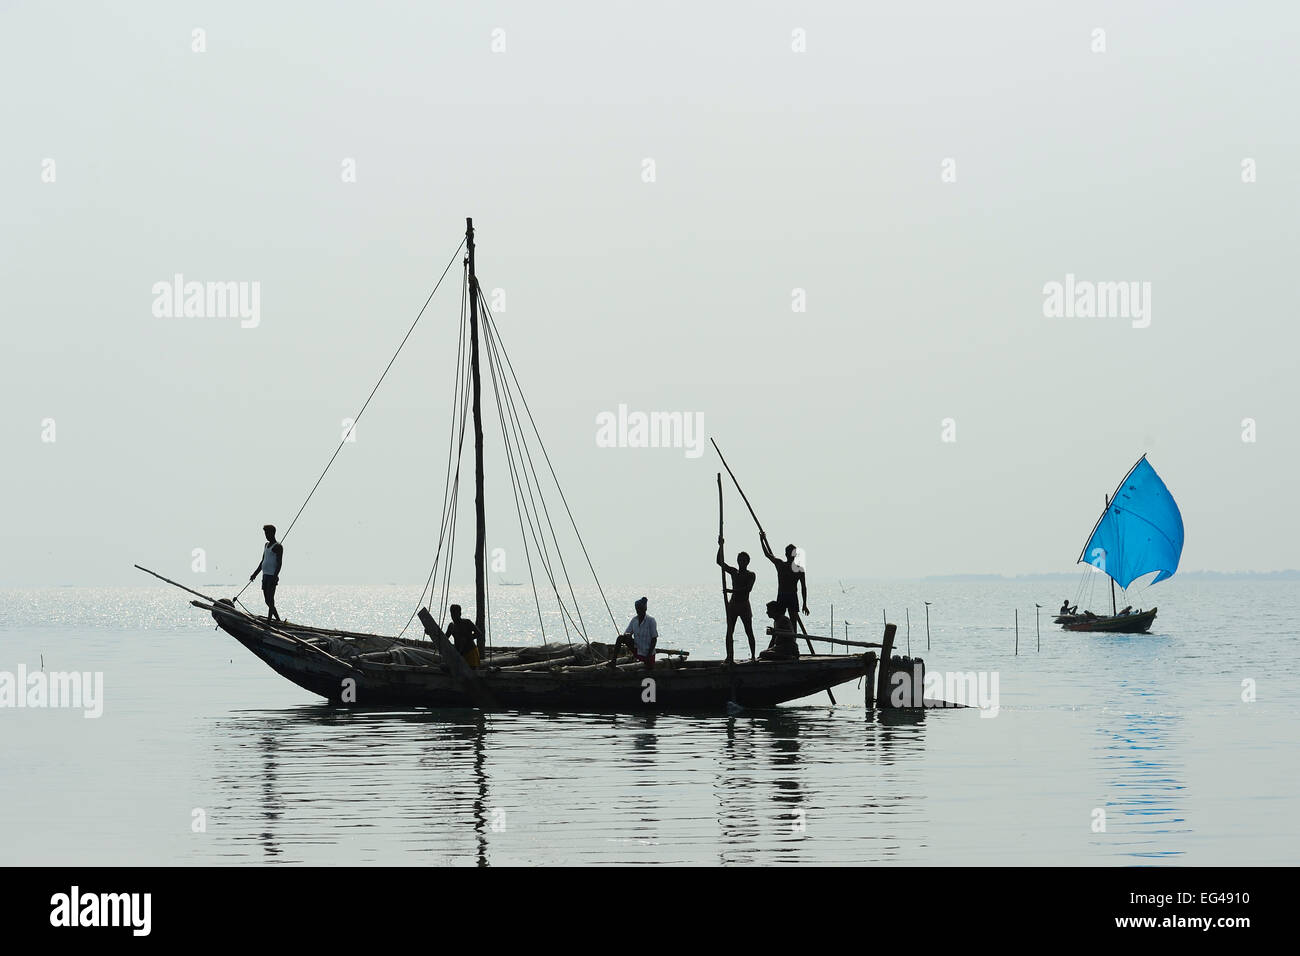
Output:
[
  {"xmin": 759, "ymin": 601, "xmax": 800, "ymax": 661},
  {"xmin": 1119, "ymin": 606, "xmax": 1133, "ymax": 615},
  {"xmin": 610, "ymin": 597, "xmax": 657, "ymax": 669},
  {"xmin": 1059, "ymin": 599, "xmax": 1071, "ymax": 615},
  {"xmin": 447, "ymin": 604, "xmax": 481, "ymax": 668}
]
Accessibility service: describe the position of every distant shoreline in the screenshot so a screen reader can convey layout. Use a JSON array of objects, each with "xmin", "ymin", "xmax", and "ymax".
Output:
[{"xmin": 918, "ymin": 570, "xmax": 1300, "ymax": 582}]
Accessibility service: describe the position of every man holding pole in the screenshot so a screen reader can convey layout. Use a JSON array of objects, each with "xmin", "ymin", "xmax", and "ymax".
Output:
[
  {"xmin": 760, "ymin": 532, "xmax": 808, "ymax": 635},
  {"xmin": 716, "ymin": 537, "xmax": 756, "ymax": 664}
]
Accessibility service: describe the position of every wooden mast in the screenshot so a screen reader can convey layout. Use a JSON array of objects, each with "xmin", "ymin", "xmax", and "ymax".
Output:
[
  {"xmin": 467, "ymin": 217, "xmax": 487, "ymax": 654},
  {"xmin": 1105, "ymin": 493, "xmax": 1117, "ymax": 616}
]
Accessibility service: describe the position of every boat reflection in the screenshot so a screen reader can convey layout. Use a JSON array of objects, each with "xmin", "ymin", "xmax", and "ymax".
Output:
[
  {"xmin": 1096, "ymin": 679, "xmax": 1189, "ymax": 860},
  {"xmin": 206, "ymin": 704, "xmax": 933, "ymax": 865}
]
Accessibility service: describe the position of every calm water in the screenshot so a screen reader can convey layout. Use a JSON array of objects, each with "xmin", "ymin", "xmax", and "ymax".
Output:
[{"xmin": 1, "ymin": 579, "xmax": 1296, "ymax": 865}]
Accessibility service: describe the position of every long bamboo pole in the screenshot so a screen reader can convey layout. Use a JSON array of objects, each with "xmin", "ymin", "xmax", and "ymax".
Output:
[
  {"xmin": 134, "ymin": 564, "xmax": 219, "ymax": 603},
  {"xmin": 717, "ymin": 473, "xmax": 733, "ymax": 668}
]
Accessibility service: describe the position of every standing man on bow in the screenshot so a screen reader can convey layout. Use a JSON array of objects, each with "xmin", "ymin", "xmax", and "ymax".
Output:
[{"xmin": 249, "ymin": 523, "xmax": 284, "ymax": 622}]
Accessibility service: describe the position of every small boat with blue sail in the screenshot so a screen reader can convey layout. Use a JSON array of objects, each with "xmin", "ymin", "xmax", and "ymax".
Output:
[{"xmin": 1056, "ymin": 455, "xmax": 1184, "ymax": 634}]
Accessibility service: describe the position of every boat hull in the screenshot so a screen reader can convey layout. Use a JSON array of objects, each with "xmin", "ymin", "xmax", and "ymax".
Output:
[
  {"xmin": 210, "ymin": 601, "xmax": 874, "ymax": 711},
  {"xmin": 1062, "ymin": 607, "xmax": 1158, "ymax": 633}
]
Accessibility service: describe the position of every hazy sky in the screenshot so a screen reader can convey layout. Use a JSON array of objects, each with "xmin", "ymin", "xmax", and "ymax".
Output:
[{"xmin": 3, "ymin": 1, "xmax": 1296, "ymax": 589}]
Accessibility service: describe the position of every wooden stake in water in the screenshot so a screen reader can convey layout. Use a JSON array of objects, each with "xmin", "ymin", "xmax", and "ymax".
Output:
[
  {"xmin": 1035, "ymin": 603, "xmax": 1041, "ymax": 652},
  {"xmin": 924, "ymin": 601, "xmax": 931, "ymax": 650},
  {"xmin": 1015, "ymin": 608, "xmax": 1019, "ymax": 656}
]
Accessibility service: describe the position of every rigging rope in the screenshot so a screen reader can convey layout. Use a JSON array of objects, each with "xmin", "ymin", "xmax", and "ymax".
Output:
[
  {"xmin": 479, "ymin": 294, "xmax": 574, "ymax": 644},
  {"xmin": 398, "ymin": 262, "xmax": 472, "ymax": 638},
  {"xmin": 479, "ymin": 295, "xmax": 588, "ymax": 642},
  {"xmin": 479, "ymin": 300, "xmax": 620, "ymax": 636},
  {"xmin": 234, "ymin": 239, "xmax": 466, "ymax": 605}
]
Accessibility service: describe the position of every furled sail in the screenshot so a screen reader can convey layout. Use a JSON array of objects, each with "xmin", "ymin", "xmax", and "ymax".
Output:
[{"xmin": 1077, "ymin": 456, "xmax": 1184, "ymax": 589}]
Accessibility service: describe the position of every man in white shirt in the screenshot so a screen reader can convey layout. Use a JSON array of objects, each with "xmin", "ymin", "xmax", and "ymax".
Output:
[
  {"xmin": 248, "ymin": 523, "xmax": 284, "ymax": 622},
  {"xmin": 610, "ymin": 596, "xmax": 657, "ymax": 669}
]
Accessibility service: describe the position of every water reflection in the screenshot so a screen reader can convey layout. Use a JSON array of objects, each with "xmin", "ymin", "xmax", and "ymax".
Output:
[
  {"xmin": 258, "ymin": 731, "xmax": 283, "ymax": 861},
  {"xmin": 206, "ymin": 705, "xmax": 933, "ymax": 865},
  {"xmin": 1096, "ymin": 680, "xmax": 1190, "ymax": 860}
]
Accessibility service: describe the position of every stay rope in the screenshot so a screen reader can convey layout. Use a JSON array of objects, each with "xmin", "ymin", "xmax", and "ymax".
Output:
[{"xmin": 233, "ymin": 239, "xmax": 465, "ymax": 607}]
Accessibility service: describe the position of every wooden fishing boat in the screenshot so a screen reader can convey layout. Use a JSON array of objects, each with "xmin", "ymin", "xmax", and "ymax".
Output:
[
  {"xmin": 1057, "ymin": 455, "xmax": 1183, "ymax": 635},
  {"xmin": 144, "ymin": 218, "xmax": 896, "ymax": 712},
  {"xmin": 188, "ymin": 597, "xmax": 874, "ymax": 710},
  {"xmin": 1062, "ymin": 607, "xmax": 1158, "ymax": 634}
]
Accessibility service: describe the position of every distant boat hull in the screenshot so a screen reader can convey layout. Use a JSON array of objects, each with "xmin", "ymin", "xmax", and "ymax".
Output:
[
  {"xmin": 208, "ymin": 600, "xmax": 874, "ymax": 711},
  {"xmin": 1062, "ymin": 607, "xmax": 1157, "ymax": 633}
]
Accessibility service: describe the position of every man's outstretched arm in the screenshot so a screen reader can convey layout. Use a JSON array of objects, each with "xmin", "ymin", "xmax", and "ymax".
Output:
[{"xmin": 716, "ymin": 541, "xmax": 736, "ymax": 575}]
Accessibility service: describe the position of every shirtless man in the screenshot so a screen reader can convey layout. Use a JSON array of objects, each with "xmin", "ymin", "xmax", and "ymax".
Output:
[
  {"xmin": 759, "ymin": 601, "xmax": 799, "ymax": 661},
  {"xmin": 760, "ymin": 531, "xmax": 808, "ymax": 635},
  {"xmin": 717, "ymin": 536, "xmax": 756, "ymax": 663}
]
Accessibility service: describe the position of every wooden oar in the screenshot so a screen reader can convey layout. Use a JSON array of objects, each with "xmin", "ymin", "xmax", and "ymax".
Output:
[{"xmin": 712, "ymin": 439, "xmax": 835, "ymax": 704}]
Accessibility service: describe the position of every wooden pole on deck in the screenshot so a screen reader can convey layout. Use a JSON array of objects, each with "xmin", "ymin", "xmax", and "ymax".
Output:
[
  {"xmin": 875, "ymin": 623, "xmax": 897, "ymax": 709},
  {"xmin": 718, "ymin": 472, "xmax": 739, "ymax": 700},
  {"xmin": 717, "ymin": 473, "xmax": 729, "ymax": 619}
]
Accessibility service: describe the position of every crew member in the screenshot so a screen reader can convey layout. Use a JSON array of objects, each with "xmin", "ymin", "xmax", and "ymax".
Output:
[
  {"xmin": 447, "ymin": 604, "xmax": 481, "ymax": 668},
  {"xmin": 248, "ymin": 524, "xmax": 284, "ymax": 622},
  {"xmin": 760, "ymin": 531, "xmax": 809, "ymax": 634},
  {"xmin": 610, "ymin": 597, "xmax": 658, "ymax": 669},
  {"xmin": 717, "ymin": 536, "xmax": 756, "ymax": 663}
]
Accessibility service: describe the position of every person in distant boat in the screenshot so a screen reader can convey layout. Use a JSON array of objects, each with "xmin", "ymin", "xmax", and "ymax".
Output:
[
  {"xmin": 1082, "ymin": 610, "xmax": 1098, "ymax": 620},
  {"xmin": 717, "ymin": 536, "xmax": 756, "ymax": 664},
  {"xmin": 447, "ymin": 604, "xmax": 481, "ymax": 668},
  {"xmin": 760, "ymin": 601, "xmax": 800, "ymax": 661},
  {"xmin": 760, "ymin": 531, "xmax": 808, "ymax": 634},
  {"xmin": 610, "ymin": 597, "xmax": 657, "ymax": 669},
  {"xmin": 1119, "ymin": 606, "xmax": 1132, "ymax": 616},
  {"xmin": 1059, "ymin": 599, "xmax": 1077, "ymax": 615},
  {"xmin": 249, "ymin": 524, "xmax": 284, "ymax": 622}
]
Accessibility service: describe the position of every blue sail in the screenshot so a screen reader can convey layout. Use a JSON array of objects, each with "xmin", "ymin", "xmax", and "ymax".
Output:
[{"xmin": 1077, "ymin": 456, "xmax": 1184, "ymax": 590}]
